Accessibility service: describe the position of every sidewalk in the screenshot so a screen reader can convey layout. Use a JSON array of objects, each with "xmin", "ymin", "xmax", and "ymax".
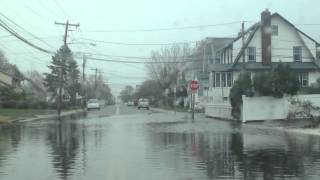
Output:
[{"xmin": 15, "ymin": 109, "xmax": 86, "ymax": 123}]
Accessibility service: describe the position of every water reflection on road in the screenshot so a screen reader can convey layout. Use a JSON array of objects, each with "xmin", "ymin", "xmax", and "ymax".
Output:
[{"xmin": 0, "ymin": 107, "xmax": 320, "ymax": 179}]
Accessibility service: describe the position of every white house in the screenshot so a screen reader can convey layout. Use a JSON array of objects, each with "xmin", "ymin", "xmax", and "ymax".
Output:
[
  {"xmin": 184, "ymin": 38, "xmax": 233, "ymax": 106},
  {"xmin": 208, "ymin": 9, "xmax": 320, "ymax": 103}
]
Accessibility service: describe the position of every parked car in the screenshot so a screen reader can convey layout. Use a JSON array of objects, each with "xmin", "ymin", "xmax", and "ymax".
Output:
[
  {"xmin": 133, "ymin": 99, "xmax": 138, "ymax": 106},
  {"xmin": 87, "ymin": 99, "xmax": 100, "ymax": 110},
  {"xmin": 138, "ymin": 98, "xmax": 149, "ymax": 110},
  {"xmin": 127, "ymin": 101, "xmax": 134, "ymax": 106}
]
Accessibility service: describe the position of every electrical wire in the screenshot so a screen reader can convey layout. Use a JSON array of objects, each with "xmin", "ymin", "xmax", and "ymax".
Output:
[
  {"xmin": 83, "ymin": 21, "xmax": 242, "ymax": 33},
  {"xmin": 36, "ymin": 0, "xmax": 63, "ymax": 20},
  {"xmin": 52, "ymin": 0, "xmax": 74, "ymax": 21},
  {"xmin": 80, "ymin": 38, "xmax": 197, "ymax": 46},
  {"xmin": 0, "ymin": 20, "xmax": 54, "ymax": 54}
]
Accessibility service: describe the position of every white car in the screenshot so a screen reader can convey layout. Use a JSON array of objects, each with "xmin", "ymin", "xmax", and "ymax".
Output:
[
  {"xmin": 127, "ymin": 101, "xmax": 135, "ymax": 106},
  {"xmin": 138, "ymin": 98, "xmax": 149, "ymax": 109},
  {"xmin": 87, "ymin": 99, "xmax": 100, "ymax": 110}
]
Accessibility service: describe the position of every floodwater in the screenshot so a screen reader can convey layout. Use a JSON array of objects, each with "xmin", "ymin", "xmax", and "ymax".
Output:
[{"xmin": 0, "ymin": 109, "xmax": 320, "ymax": 180}]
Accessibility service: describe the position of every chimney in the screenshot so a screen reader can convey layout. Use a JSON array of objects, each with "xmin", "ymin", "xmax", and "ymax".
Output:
[{"xmin": 261, "ymin": 9, "xmax": 272, "ymax": 66}]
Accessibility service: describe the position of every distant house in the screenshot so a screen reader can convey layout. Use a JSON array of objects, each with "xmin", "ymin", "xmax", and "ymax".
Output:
[
  {"xmin": 207, "ymin": 9, "xmax": 320, "ymax": 103},
  {"xmin": 0, "ymin": 70, "xmax": 23, "ymax": 92},
  {"xmin": 184, "ymin": 37, "xmax": 234, "ymax": 105}
]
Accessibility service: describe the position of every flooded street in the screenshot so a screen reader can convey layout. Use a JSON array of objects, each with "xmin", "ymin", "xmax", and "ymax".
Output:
[{"xmin": 1, "ymin": 104, "xmax": 320, "ymax": 180}]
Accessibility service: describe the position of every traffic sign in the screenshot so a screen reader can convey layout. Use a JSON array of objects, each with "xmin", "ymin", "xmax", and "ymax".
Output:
[{"xmin": 190, "ymin": 80, "xmax": 199, "ymax": 92}]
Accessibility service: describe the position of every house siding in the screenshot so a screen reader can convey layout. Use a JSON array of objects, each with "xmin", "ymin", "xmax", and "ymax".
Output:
[
  {"xmin": 270, "ymin": 15, "xmax": 313, "ymax": 62},
  {"xmin": 246, "ymin": 15, "xmax": 316, "ymax": 63},
  {"xmin": 0, "ymin": 72, "xmax": 13, "ymax": 87}
]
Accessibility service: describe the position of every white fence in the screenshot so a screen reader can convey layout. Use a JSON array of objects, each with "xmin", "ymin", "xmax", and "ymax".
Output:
[
  {"xmin": 241, "ymin": 95, "xmax": 290, "ymax": 122},
  {"xmin": 205, "ymin": 94, "xmax": 320, "ymax": 123},
  {"xmin": 205, "ymin": 103, "xmax": 235, "ymax": 120},
  {"xmin": 242, "ymin": 94, "xmax": 320, "ymax": 122}
]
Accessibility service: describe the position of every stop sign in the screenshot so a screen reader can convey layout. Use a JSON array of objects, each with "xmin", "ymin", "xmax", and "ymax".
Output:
[{"xmin": 190, "ymin": 80, "xmax": 199, "ymax": 92}]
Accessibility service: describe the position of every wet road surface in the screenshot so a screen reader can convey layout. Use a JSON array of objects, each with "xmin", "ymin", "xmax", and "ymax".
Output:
[{"xmin": 1, "ymin": 104, "xmax": 320, "ymax": 179}]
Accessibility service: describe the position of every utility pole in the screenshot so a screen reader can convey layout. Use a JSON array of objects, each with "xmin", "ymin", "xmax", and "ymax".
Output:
[
  {"xmin": 91, "ymin": 68, "xmax": 98, "ymax": 92},
  {"xmin": 54, "ymin": 20, "xmax": 80, "ymax": 119},
  {"xmin": 55, "ymin": 20, "xmax": 80, "ymax": 46},
  {"xmin": 241, "ymin": 21, "xmax": 245, "ymax": 72},
  {"xmin": 90, "ymin": 68, "xmax": 104, "ymax": 98},
  {"xmin": 82, "ymin": 54, "xmax": 86, "ymax": 81},
  {"xmin": 82, "ymin": 54, "xmax": 87, "ymax": 109},
  {"xmin": 57, "ymin": 66, "xmax": 63, "ymax": 119}
]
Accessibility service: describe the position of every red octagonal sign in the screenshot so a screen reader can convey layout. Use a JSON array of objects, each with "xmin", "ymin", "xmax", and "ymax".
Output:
[{"xmin": 190, "ymin": 80, "xmax": 199, "ymax": 92}]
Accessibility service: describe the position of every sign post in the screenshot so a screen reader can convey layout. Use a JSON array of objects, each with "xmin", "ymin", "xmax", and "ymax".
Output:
[{"xmin": 189, "ymin": 80, "xmax": 199, "ymax": 122}]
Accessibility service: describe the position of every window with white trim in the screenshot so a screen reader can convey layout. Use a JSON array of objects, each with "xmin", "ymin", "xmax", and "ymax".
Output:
[
  {"xmin": 247, "ymin": 47, "xmax": 256, "ymax": 62},
  {"xmin": 227, "ymin": 72, "xmax": 233, "ymax": 87},
  {"xmin": 215, "ymin": 53, "xmax": 221, "ymax": 64},
  {"xmin": 215, "ymin": 72, "xmax": 220, "ymax": 87},
  {"xmin": 221, "ymin": 72, "xmax": 226, "ymax": 87},
  {"xmin": 271, "ymin": 25, "xmax": 278, "ymax": 36},
  {"xmin": 212, "ymin": 72, "xmax": 215, "ymax": 87},
  {"xmin": 297, "ymin": 72, "xmax": 308, "ymax": 87},
  {"xmin": 293, "ymin": 46, "xmax": 302, "ymax": 62}
]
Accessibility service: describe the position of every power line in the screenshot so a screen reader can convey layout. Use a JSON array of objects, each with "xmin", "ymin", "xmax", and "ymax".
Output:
[
  {"xmin": 0, "ymin": 12, "xmax": 56, "ymax": 50},
  {"xmin": 80, "ymin": 38, "xmax": 196, "ymax": 46},
  {"xmin": 82, "ymin": 21, "xmax": 242, "ymax": 33},
  {"xmin": 36, "ymin": 0, "xmax": 63, "ymax": 19},
  {"xmin": 87, "ymin": 57, "xmax": 194, "ymax": 64},
  {"xmin": 0, "ymin": 18, "xmax": 54, "ymax": 54},
  {"xmin": 19, "ymin": 0, "xmax": 48, "ymax": 19},
  {"xmin": 52, "ymin": 0, "xmax": 76, "ymax": 21}
]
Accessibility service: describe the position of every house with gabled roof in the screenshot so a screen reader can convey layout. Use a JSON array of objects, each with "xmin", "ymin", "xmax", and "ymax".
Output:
[{"xmin": 208, "ymin": 9, "xmax": 320, "ymax": 103}]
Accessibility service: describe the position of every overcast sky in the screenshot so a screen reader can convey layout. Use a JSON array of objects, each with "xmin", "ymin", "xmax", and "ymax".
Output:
[{"xmin": 0, "ymin": 0, "xmax": 320, "ymax": 95}]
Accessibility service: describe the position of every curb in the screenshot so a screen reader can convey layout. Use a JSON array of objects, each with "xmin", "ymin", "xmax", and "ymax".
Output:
[{"xmin": 14, "ymin": 110, "xmax": 87, "ymax": 123}]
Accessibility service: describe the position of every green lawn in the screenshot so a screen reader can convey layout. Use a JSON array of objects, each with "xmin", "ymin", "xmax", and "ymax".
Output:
[{"xmin": 0, "ymin": 108, "xmax": 56, "ymax": 120}]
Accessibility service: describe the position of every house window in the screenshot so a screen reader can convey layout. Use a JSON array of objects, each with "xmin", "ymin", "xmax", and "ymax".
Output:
[
  {"xmin": 223, "ymin": 51, "xmax": 226, "ymax": 64},
  {"xmin": 221, "ymin": 72, "xmax": 226, "ymax": 87},
  {"xmin": 247, "ymin": 47, "xmax": 256, "ymax": 62},
  {"xmin": 271, "ymin": 25, "xmax": 278, "ymax": 36},
  {"xmin": 227, "ymin": 72, "xmax": 233, "ymax": 87},
  {"xmin": 215, "ymin": 53, "xmax": 221, "ymax": 64},
  {"xmin": 212, "ymin": 73, "xmax": 215, "ymax": 87},
  {"xmin": 215, "ymin": 72, "xmax": 220, "ymax": 87},
  {"xmin": 209, "ymin": 56, "xmax": 214, "ymax": 64},
  {"xmin": 293, "ymin": 46, "xmax": 302, "ymax": 62},
  {"xmin": 227, "ymin": 50, "xmax": 230, "ymax": 64},
  {"xmin": 297, "ymin": 72, "xmax": 308, "ymax": 87}
]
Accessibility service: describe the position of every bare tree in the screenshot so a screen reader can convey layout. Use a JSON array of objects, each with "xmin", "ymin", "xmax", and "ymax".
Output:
[{"xmin": 146, "ymin": 43, "xmax": 192, "ymax": 90}]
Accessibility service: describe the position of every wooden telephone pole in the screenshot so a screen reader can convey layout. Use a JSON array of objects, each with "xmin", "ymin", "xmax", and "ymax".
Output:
[
  {"xmin": 241, "ymin": 21, "xmax": 245, "ymax": 72},
  {"xmin": 54, "ymin": 20, "xmax": 80, "ymax": 119}
]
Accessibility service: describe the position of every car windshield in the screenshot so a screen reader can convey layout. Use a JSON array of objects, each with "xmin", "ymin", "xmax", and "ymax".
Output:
[
  {"xmin": 88, "ymin": 99, "xmax": 98, "ymax": 103},
  {"xmin": 1, "ymin": 1, "xmax": 320, "ymax": 180}
]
